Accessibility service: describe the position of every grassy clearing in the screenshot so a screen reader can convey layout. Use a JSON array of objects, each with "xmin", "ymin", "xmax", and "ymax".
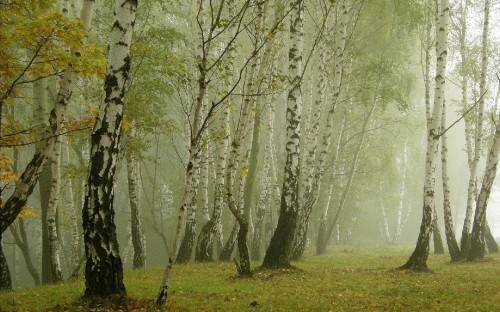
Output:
[{"xmin": 1, "ymin": 246, "xmax": 499, "ymax": 311}]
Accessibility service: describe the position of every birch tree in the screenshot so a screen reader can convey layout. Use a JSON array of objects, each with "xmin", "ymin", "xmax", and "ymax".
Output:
[
  {"xmin": 441, "ymin": 101, "xmax": 460, "ymax": 261},
  {"xmin": 156, "ymin": 0, "xmax": 260, "ymax": 304},
  {"xmin": 0, "ymin": 0, "xmax": 99, "ymax": 290},
  {"xmin": 460, "ymin": 0, "xmax": 487, "ymax": 257},
  {"xmin": 262, "ymin": 0, "xmax": 304, "ymax": 269},
  {"xmin": 82, "ymin": 0, "xmax": 137, "ymax": 298},
  {"xmin": 126, "ymin": 139, "xmax": 146, "ymax": 269},
  {"xmin": 62, "ymin": 136, "xmax": 81, "ymax": 277},
  {"xmin": 467, "ymin": 0, "xmax": 495, "ymax": 261},
  {"xmin": 46, "ymin": 134, "xmax": 63, "ymax": 282},
  {"xmin": 399, "ymin": 0, "xmax": 449, "ymax": 271},
  {"xmin": 292, "ymin": 0, "xmax": 350, "ymax": 259}
]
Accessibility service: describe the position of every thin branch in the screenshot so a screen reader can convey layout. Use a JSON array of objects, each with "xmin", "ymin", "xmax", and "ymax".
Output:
[
  {"xmin": 0, "ymin": 126, "xmax": 92, "ymax": 147},
  {"xmin": 437, "ymin": 90, "xmax": 486, "ymax": 139}
]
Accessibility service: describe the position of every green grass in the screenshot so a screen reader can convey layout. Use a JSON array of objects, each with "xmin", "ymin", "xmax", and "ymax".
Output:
[{"xmin": 1, "ymin": 246, "xmax": 499, "ymax": 311}]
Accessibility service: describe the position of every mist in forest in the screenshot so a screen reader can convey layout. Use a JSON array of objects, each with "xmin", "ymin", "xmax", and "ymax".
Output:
[{"xmin": 0, "ymin": 1, "xmax": 499, "ymax": 308}]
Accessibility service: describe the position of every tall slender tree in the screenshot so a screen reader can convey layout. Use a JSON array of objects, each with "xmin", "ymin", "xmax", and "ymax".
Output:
[
  {"xmin": 441, "ymin": 101, "xmax": 460, "ymax": 261},
  {"xmin": 400, "ymin": 0, "xmax": 449, "ymax": 271},
  {"xmin": 82, "ymin": 0, "xmax": 138, "ymax": 298},
  {"xmin": 262, "ymin": 0, "xmax": 304, "ymax": 269}
]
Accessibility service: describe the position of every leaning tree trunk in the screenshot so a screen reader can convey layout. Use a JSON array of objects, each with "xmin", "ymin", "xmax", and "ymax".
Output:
[
  {"xmin": 432, "ymin": 207, "xmax": 445, "ymax": 254},
  {"xmin": 251, "ymin": 158, "xmax": 270, "ymax": 261},
  {"xmin": 317, "ymin": 96, "xmax": 377, "ymax": 255},
  {"xmin": 219, "ymin": 222, "xmax": 239, "ymax": 261},
  {"xmin": 262, "ymin": 0, "xmax": 304, "ymax": 269},
  {"xmin": 176, "ymin": 167, "xmax": 200, "ymax": 263},
  {"xmin": 400, "ymin": 0, "xmax": 449, "ymax": 271},
  {"xmin": 484, "ymin": 220, "xmax": 499, "ymax": 253},
  {"xmin": 316, "ymin": 107, "xmax": 347, "ymax": 252},
  {"xmin": 440, "ymin": 101, "xmax": 460, "ymax": 261},
  {"xmin": 195, "ymin": 105, "xmax": 230, "ymax": 262},
  {"xmin": 467, "ymin": 0, "xmax": 492, "ymax": 261},
  {"xmin": 0, "ymin": 235, "xmax": 11, "ymax": 291},
  {"xmin": 176, "ymin": 0, "xmax": 213, "ymax": 264},
  {"xmin": 461, "ymin": 0, "xmax": 488, "ymax": 258},
  {"xmin": 194, "ymin": 0, "xmax": 241, "ymax": 261},
  {"xmin": 82, "ymin": 0, "xmax": 137, "ymax": 299},
  {"xmin": 468, "ymin": 120, "xmax": 500, "ymax": 261},
  {"xmin": 157, "ymin": 0, "xmax": 215, "ymax": 304},
  {"xmin": 0, "ymin": 0, "xmax": 96, "ymax": 288}
]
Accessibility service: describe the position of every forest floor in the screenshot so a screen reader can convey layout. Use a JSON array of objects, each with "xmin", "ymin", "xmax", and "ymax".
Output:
[{"xmin": 0, "ymin": 246, "xmax": 499, "ymax": 311}]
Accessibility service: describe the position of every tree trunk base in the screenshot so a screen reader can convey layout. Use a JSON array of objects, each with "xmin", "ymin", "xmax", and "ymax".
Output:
[
  {"xmin": 177, "ymin": 222, "xmax": 196, "ymax": 264},
  {"xmin": 0, "ymin": 245, "xmax": 12, "ymax": 291},
  {"xmin": 195, "ymin": 220, "xmax": 217, "ymax": 262},
  {"xmin": 220, "ymin": 223, "xmax": 238, "ymax": 262}
]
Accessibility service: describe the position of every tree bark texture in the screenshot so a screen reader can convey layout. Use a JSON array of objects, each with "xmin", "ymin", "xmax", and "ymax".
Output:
[
  {"xmin": 461, "ymin": 0, "xmax": 487, "ymax": 258},
  {"xmin": 82, "ymin": 0, "xmax": 137, "ymax": 298},
  {"xmin": 0, "ymin": 237, "xmax": 11, "ymax": 291},
  {"xmin": 432, "ymin": 206, "xmax": 445, "ymax": 254},
  {"xmin": 47, "ymin": 134, "xmax": 63, "ymax": 282},
  {"xmin": 126, "ymin": 153, "xmax": 146, "ymax": 268},
  {"xmin": 32, "ymin": 77, "xmax": 54, "ymax": 285},
  {"xmin": 262, "ymin": 0, "xmax": 304, "ymax": 269},
  {"xmin": 157, "ymin": 0, "xmax": 214, "ymax": 303},
  {"xmin": 62, "ymin": 136, "xmax": 81, "ymax": 277},
  {"xmin": 440, "ymin": 102, "xmax": 460, "ymax": 261},
  {"xmin": 219, "ymin": 222, "xmax": 239, "ymax": 261},
  {"xmin": 292, "ymin": 0, "xmax": 349, "ymax": 260},
  {"xmin": 195, "ymin": 104, "xmax": 230, "ymax": 262},
  {"xmin": 467, "ymin": 0, "xmax": 492, "ymax": 262},
  {"xmin": 0, "ymin": 0, "xmax": 96, "ymax": 274},
  {"xmin": 400, "ymin": 0, "xmax": 449, "ymax": 271}
]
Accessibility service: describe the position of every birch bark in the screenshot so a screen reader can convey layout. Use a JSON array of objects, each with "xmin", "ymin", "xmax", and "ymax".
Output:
[
  {"xmin": 468, "ymin": 0, "xmax": 494, "ymax": 260},
  {"xmin": 262, "ymin": 0, "xmax": 304, "ymax": 268},
  {"xmin": 0, "ymin": 0, "xmax": 96, "ymax": 269},
  {"xmin": 126, "ymin": 150, "xmax": 145, "ymax": 268},
  {"xmin": 82, "ymin": 0, "xmax": 137, "ymax": 298},
  {"xmin": 399, "ymin": 0, "xmax": 449, "ymax": 271},
  {"xmin": 440, "ymin": 102, "xmax": 460, "ymax": 261},
  {"xmin": 292, "ymin": 0, "xmax": 349, "ymax": 260},
  {"xmin": 62, "ymin": 136, "xmax": 80, "ymax": 277},
  {"xmin": 461, "ymin": 0, "xmax": 487, "ymax": 257},
  {"xmin": 47, "ymin": 134, "xmax": 63, "ymax": 282}
]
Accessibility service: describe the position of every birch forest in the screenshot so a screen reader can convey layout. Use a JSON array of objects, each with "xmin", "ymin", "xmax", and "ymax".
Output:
[{"xmin": 1, "ymin": 0, "xmax": 500, "ymax": 310}]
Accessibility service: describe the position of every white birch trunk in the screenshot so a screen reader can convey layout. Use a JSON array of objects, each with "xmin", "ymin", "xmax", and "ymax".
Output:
[
  {"xmin": 47, "ymin": 133, "xmax": 63, "ymax": 282},
  {"xmin": 0, "ymin": 0, "xmax": 96, "ymax": 235},
  {"xmin": 200, "ymin": 145, "xmax": 210, "ymax": 222},
  {"xmin": 441, "ymin": 101, "xmax": 460, "ymax": 261},
  {"xmin": 62, "ymin": 136, "xmax": 80, "ymax": 277},
  {"xmin": 461, "ymin": 0, "xmax": 487, "ymax": 256},
  {"xmin": 126, "ymin": 148, "xmax": 146, "ymax": 269},
  {"xmin": 82, "ymin": 0, "xmax": 137, "ymax": 298},
  {"xmin": 468, "ymin": 0, "xmax": 492, "ymax": 261},
  {"xmin": 400, "ymin": 0, "xmax": 449, "ymax": 271},
  {"xmin": 262, "ymin": 0, "xmax": 304, "ymax": 268}
]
